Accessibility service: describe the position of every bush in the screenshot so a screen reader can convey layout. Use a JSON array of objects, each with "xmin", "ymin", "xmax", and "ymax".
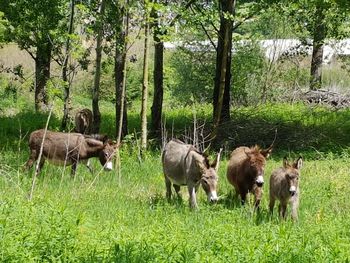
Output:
[
  {"xmin": 231, "ymin": 42, "xmax": 266, "ymax": 105},
  {"xmin": 167, "ymin": 47, "xmax": 215, "ymax": 105}
]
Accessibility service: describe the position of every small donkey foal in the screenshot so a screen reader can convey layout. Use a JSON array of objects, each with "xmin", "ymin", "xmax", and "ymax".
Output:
[{"xmin": 269, "ymin": 156, "xmax": 303, "ymax": 221}]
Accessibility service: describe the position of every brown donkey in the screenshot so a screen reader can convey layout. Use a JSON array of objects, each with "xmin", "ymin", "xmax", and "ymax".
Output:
[
  {"xmin": 226, "ymin": 145, "xmax": 273, "ymax": 208},
  {"xmin": 74, "ymin": 108, "xmax": 93, "ymax": 134},
  {"xmin": 269, "ymin": 157, "xmax": 303, "ymax": 221},
  {"xmin": 25, "ymin": 129, "xmax": 119, "ymax": 176}
]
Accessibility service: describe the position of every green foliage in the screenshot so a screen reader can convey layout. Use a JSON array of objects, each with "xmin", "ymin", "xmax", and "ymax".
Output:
[
  {"xmin": 2, "ymin": 95, "xmax": 350, "ymax": 260},
  {"xmin": 0, "ymin": 11, "xmax": 7, "ymax": 44},
  {"xmin": 278, "ymin": 0, "xmax": 350, "ymax": 40},
  {"xmin": 166, "ymin": 48, "xmax": 215, "ymax": 105},
  {"xmin": 1, "ymin": 130, "xmax": 350, "ymax": 261},
  {"xmin": 241, "ymin": 7, "xmax": 296, "ymax": 39},
  {"xmin": 0, "ymin": 0, "xmax": 67, "ymax": 50},
  {"xmin": 231, "ymin": 42, "xmax": 266, "ymax": 105},
  {"xmin": 125, "ymin": 58, "xmax": 146, "ymax": 104}
]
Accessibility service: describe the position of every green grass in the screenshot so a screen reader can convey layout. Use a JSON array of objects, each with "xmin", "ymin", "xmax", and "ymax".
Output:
[
  {"xmin": 1, "ymin": 98, "xmax": 350, "ymax": 261},
  {"xmin": 1, "ymin": 149, "xmax": 350, "ymax": 262}
]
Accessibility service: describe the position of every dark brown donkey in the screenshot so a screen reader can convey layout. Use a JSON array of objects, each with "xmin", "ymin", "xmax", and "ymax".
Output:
[
  {"xmin": 74, "ymin": 108, "xmax": 93, "ymax": 134},
  {"xmin": 25, "ymin": 129, "xmax": 119, "ymax": 176},
  {"xmin": 226, "ymin": 144, "xmax": 273, "ymax": 207}
]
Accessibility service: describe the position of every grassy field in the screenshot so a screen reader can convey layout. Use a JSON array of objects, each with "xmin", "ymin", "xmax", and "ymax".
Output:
[{"xmin": 1, "ymin": 99, "xmax": 350, "ymax": 262}]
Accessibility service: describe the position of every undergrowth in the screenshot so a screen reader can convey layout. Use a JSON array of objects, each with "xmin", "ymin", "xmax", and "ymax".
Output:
[{"xmin": 1, "ymin": 98, "xmax": 350, "ymax": 261}]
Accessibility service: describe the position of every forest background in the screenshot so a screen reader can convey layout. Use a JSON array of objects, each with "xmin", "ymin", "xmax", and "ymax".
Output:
[{"xmin": 1, "ymin": 0, "xmax": 350, "ymax": 261}]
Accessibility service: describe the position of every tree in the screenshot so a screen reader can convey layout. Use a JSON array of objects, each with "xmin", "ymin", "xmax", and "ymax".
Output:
[
  {"xmin": 150, "ymin": 0, "xmax": 164, "ymax": 139},
  {"xmin": 212, "ymin": 0, "xmax": 235, "ymax": 137},
  {"xmin": 115, "ymin": 1, "xmax": 129, "ymax": 141},
  {"xmin": 141, "ymin": 0, "xmax": 150, "ymax": 152},
  {"xmin": 91, "ymin": 0, "xmax": 106, "ymax": 133},
  {"xmin": 61, "ymin": 0, "xmax": 75, "ymax": 130},
  {"xmin": 282, "ymin": 0, "xmax": 350, "ymax": 90},
  {"xmin": 0, "ymin": 0, "xmax": 66, "ymax": 112},
  {"xmin": 150, "ymin": 0, "xmax": 197, "ymax": 139}
]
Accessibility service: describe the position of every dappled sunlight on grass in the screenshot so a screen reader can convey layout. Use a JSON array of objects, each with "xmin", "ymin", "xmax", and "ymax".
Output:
[{"xmin": 1, "ymin": 102, "xmax": 350, "ymax": 261}]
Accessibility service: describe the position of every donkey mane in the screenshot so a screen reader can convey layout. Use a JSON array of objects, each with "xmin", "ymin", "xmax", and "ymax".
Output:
[
  {"xmin": 84, "ymin": 134, "xmax": 108, "ymax": 143},
  {"xmin": 185, "ymin": 145, "xmax": 210, "ymax": 168},
  {"xmin": 246, "ymin": 145, "xmax": 267, "ymax": 166}
]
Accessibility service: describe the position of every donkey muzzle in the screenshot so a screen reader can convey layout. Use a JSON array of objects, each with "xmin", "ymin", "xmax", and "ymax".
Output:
[
  {"xmin": 208, "ymin": 191, "xmax": 218, "ymax": 203},
  {"xmin": 289, "ymin": 186, "xmax": 296, "ymax": 196},
  {"xmin": 104, "ymin": 161, "xmax": 113, "ymax": 171},
  {"xmin": 256, "ymin": 175, "xmax": 264, "ymax": 187}
]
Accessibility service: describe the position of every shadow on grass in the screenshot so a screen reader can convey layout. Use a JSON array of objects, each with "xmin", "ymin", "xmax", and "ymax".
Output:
[
  {"xmin": 218, "ymin": 190, "xmax": 242, "ymax": 210},
  {"xmin": 0, "ymin": 110, "xmax": 61, "ymax": 150},
  {"xmin": 218, "ymin": 190, "xmax": 279, "ymax": 225},
  {"xmin": 3, "ymin": 104, "xmax": 350, "ymax": 158},
  {"xmin": 148, "ymin": 192, "xmax": 185, "ymax": 210}
]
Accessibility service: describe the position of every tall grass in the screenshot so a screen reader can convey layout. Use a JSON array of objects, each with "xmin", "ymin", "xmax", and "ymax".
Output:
[
  {"xmin": 1, "ymin": 99, "xmax": 350, "ymax": 261},
  {"xmin": 1, "ymin": 148, "xmax": 350, "ymax": 261}
]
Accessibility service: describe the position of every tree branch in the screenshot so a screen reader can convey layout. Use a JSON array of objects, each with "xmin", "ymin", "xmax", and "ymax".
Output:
[
  {"xmin": 24, "ymin": 47, "xmax": 36, "ymax": 61},
  {"xmin": 190, "ymin": 5, "xmax": 217, "ymax": 51},
  {"xmin": 168, "ymin": 0, "xmax": 197, "ymax": 27},
  {"xmin": 232, "ymin": 11, "xmax": 258, "ymax": 31},
  {"xmin": 193, "ymin": 3, "xmax": 219, "ymax": 34}
]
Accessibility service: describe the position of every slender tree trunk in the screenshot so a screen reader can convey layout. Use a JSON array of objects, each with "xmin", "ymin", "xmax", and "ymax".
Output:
[
  {"xmin": 212, "ymin": 0, "xmax": 235, "ymax": 136},
  {"xmin": 34, "ymin": 42, "xmax": 51, "ymax": 112},
  {"xmin": 151, "ymin": 2, "xmax": 164, "ymax": 139},
  {"xmin": 115, "ymin": 4, "xmax": 128, "ymax": 141},
  {"xmin": 222, "ymin": 33, "xmax": 232, "ymax": 120},
  {"xmin": 310, "ymin": 5, "xmax": 326, "ymax": 90},
  {"xmin": 61, "ymin": 0, "xmax": 75, "ymax": 130},
  {"xmin": 141, "ymin": 8, "xmax": 150, "ymax": 151},
  {"xmin": 91, "ymin": 0, "xmax": 106, "ymax": 133},
  {"xmin": 213, "ymin": 0, "xmax": 235, "ymax": 125}
]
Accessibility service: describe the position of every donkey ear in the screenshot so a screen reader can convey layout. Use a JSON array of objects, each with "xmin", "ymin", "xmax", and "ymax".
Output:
[
  {"xmin": 293, "ymin": 156, "xmax": 303, "ymax": 170},
  {"xmin": 283, "ymin": 157, "xmax": 290, "ymax": 168},
  {"xmin": 244, "ymin": 149, "xmax": 253, "ymax": 159},
  {"xmin": 86, "ymin": 138, "xmax": 103, "ymax": 147},
  {"xmin": 260, "ymin": 147, "xmax": 272, "ymax": 158},
  {"xmin": 195, "ymin": 158, "xmax": 207, "ymax": 172},
  {"xmin": 211, "ymin": 148, "xmax": 222, "ymax": 172},
  {"xmin": 113, "ymin": 141, "xmax": 121, "ymax": 149}
]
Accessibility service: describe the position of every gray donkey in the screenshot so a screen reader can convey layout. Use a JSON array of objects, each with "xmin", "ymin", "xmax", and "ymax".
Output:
[
  {"xmin": 162, "ymin": 139, "xmax": 222, "ymax": 209},
  {"xmin": 269, "ymin": 156, "xmax": 303, "ymax": 221}
]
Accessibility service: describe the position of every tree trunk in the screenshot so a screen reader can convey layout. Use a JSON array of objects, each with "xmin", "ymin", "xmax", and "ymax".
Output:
[
  {"xmin": 310, "ymin": 5, "xmax": 326, "ymax": 90},
  {"xmin": 115, "ymin": 4, "xmax": 128, "ymax": 141},
  {"xmin": 141, "ymin": 9, "xmax": 150, "ymax": 151},
  {"xmin": 213, "ymin": 0, "xmax": 235, "ymax": 125},
  {"xmin": 212, "ymin": 0, "xmax": 235, "ymax": 136},
  {"xmin": 34, "ymin": 42, "xmax": 51, "ymax": 112},
  {"xmin": 91, "ymin": 0, "xmax": 106, "ymax": 133},
  {"xmin": 61, "ymin": 0, "xmax": 75, "ymax": 130},
  {"xmin": 151, "ymin": 3, "xmax": 164, "ymax": 139}
]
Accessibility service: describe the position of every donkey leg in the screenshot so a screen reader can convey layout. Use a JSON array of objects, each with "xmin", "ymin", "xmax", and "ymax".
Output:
[
  {"xmin": 240, "ymin": 191, "xmax": 247, "ymax": 205},
  {"xmin": 280, "ymin": 202, "xmax": 287, "ymax": 219},
  {"xmin": 269, "ymin": 196, "xmax": 276, "ymax": 215},
  {"xmin": 253, "ymin": 185, "xmax": 263, "ymax": 209},
  {"xmin": 173, "ymin": 184, "xmax": 181, "ymax": 199},
  {"xmin": 34, "ymin": 158, "xmax": 45, "ymax": 176},
  {"xmin": 25, "ymin": 149, "xmax": 38, "ymax": 170},
  {"xmin": 188, "ymin": 184, "xmax": 198, "ymax": 209},
  {"xmin": 290, "ymin": 198, "xmax": 299, "ymax": 221},
  {"xmin": 85, "ymin": 159, "xmax": 93, "ymax": 174},
  {"xmin": 71, "ymin": 162, "xmax": 78, "ymax": 178},
  {"xmin": 165, "ymin": 176, "xmax": 172, "ymax": 201}
]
